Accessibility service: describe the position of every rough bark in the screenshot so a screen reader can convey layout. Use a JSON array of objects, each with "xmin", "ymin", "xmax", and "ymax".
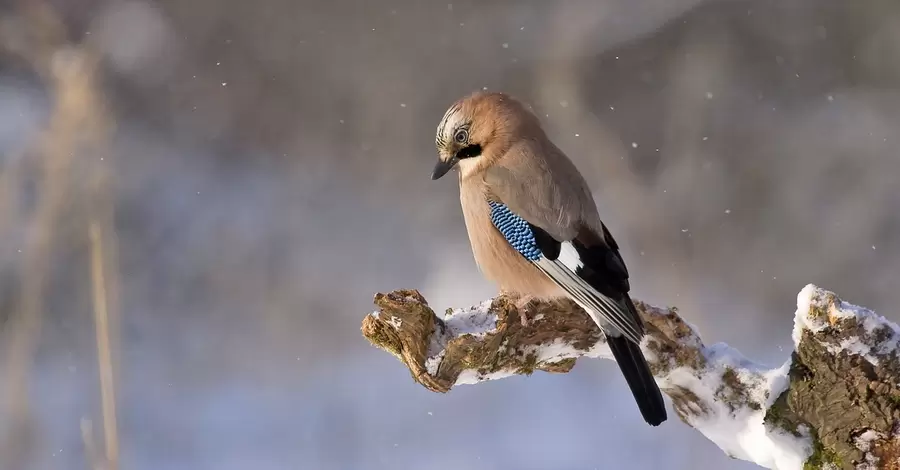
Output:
[{"xmin": 361, "ymin": 286, "xmax": 900, "ymax": 470}]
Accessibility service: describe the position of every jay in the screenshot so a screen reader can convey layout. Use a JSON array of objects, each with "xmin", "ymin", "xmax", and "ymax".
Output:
[{"xmin": 430, "ymin": 90, "xmax": 667, "ymax": 426}]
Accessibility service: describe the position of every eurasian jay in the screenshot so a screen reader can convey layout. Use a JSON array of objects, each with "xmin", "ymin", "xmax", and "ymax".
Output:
[{"xmin": 430, "ymin": 90, "xmax": 667, "ymax": 426}]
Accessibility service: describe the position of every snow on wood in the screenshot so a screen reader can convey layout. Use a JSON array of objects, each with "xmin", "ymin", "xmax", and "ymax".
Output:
[{"xmin": 361, "ymin": 285, "xmax": 900, "ymax": 469}]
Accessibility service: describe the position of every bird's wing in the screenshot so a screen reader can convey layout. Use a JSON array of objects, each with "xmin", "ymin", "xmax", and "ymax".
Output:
[
  {"xmin": 482, "ymin": 152, "xmax": 583, "ymax": 242},
  {"xmin": 485, "ymin": 199, "xmax": 644, "ymax": 345},
  {"xmin": 482, "ymin": 142, "xmax": 644, "ymax": 343}
]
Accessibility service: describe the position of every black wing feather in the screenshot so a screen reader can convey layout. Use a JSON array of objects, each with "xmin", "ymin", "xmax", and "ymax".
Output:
[
  {"xmin": 529, "ymin": 223, "xmax": 561, "ymax": 260},
  {"xmin": 573, "ymin": 223, "xmax": 666, "ymax": 426},
  {"xmin": 571, "ymin": 224, "xmax": 633, "ymax": 307}
]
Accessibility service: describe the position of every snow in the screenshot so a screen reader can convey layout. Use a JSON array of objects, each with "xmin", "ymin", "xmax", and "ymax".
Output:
[
  {"xmin": 424, "ymin": 350, "xmax": 446, "ymax": 376},
  {"xmin": 531, "ymin": 338, "xmax": 611, "ymax": 363},
  {"xmin": 792, "ymin": 284, "xmax": 840, "ymax": 342},
  {"xmin": 443, "ymin": 300, "xmax": 497, "ymax": 338},
  {"xmin": 854, "ymin": 429, "xmax": 885, "ymax": 470},
  {"xmin": 455, "ymin": 368, "xmax": 518, "ymax": 385},
  {"xmin": 658, "ymin": 351, "xmax": 810, "ymax": 470},
  {"xmin": 423, "ymin": 301, "xmax": 497, "ymax": 377}
]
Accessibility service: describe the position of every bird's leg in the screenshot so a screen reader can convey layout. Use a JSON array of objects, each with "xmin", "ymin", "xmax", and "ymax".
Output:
[{"xmin": 512, "ymin": 293, "xmax": 537, "ymax": 328}]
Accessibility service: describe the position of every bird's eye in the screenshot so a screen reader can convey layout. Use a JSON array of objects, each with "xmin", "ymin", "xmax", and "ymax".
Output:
[{"xmin": 454, "ymin": 129, "xmax": 468, "ymax": 143}]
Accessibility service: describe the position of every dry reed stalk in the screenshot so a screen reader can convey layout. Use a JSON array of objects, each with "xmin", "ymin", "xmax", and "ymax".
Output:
[
  {"xmin": 1, "ymin": 4, "xmax": 120, "ymax": 468},
  {"xmin": 89, "ymin": 221, "xmax": 119, "ymax": 470}
]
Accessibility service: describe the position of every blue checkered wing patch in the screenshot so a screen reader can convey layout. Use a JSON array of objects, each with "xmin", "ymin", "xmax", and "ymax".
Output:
[{"xmin": 487, "ymin": 201, "xmax": 543, "ymax": 261}]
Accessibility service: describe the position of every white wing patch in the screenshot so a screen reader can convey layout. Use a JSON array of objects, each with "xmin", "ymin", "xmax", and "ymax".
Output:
[
  {"xmin": 557, "ymin": 241, "xmax": 584, "ymax": 272},
  {"xmin": 533, "ymin": 242, "xmax": 644, "ymax": 345}
]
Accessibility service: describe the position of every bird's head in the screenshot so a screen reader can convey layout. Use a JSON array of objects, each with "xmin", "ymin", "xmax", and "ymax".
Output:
[{"xmin": 431, "ymin": 91, "xmax": 540, "ymax": 181}]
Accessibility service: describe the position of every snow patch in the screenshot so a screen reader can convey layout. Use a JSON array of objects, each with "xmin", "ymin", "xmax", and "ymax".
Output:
[
  {"xmin": 854, "ymin": 429, "xmax": 885, "ymax": 470},
  {"xmin": 444, "ymin": 300, "xmax": 497, "ymax": 338},
  {"xmin": 423, "ymin": 301, "xmax": 497, "ymax": 377},
  {"xmin": 658, "ymin": 347, "xmax": 810, "ymax": 470},
  {"xmin": 455, "ymin": 368, "xmax": 517, "ymax": 385},
  {"xmin": 425, "ymin": 350, "xmax": 446, "ymax": 376},
  {"xmin": 531, "ymin": 338, "xmax": 596, "ymax": 363}
]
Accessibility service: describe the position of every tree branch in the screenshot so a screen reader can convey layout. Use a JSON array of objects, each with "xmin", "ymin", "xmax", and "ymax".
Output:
[{"xmin": 361, "ymin": 285, "xmax": 900, "ymax": 470}]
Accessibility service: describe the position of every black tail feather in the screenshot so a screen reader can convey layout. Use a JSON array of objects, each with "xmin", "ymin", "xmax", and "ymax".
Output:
[{"xmin": 607, "ymin": 334, "xmax": 667, "ymax": 426}]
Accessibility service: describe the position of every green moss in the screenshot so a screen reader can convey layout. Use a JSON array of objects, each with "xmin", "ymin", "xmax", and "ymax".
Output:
[
  {"xmin": 545, "ymin": 358, "xmax": 576, "ymax": 370},
  {"xmin": 516, "ymin": 351, "xmax": 538, "ymax": 375},
  {"xmin": 888, "ymin": 394, "xmax": 900, "ymax": 408},
  {"xmin": 721, "ymin": 367, "xmax": 738, "ymax": 384},
  {"xmin": 763, "ymin": 352, "xmax": 811, "ymax": 438},
  {"xmin": 789, "ymin": 351, "xmax": 814, "ymax": 382},
  {"xmin": 764, "ymin": 390, "xmax": 803, "ymax": 437},
  {"xmin": 804, "ymin": 430, "xmax": 842, "ymax": 470},
  {"xmin": 808, "ymin": 305, "xmax": 829, "ymax": 322},
  {"xmin": 807, "ymin": 296, "xmax": 825, "ymax": 320},
  {"xmin": 365, "ymin": 319, "xmax": 403, "ymax": 358},
  {"xmin": 871, "ymin": 324, "xmax": 894, "ymax": 345}
]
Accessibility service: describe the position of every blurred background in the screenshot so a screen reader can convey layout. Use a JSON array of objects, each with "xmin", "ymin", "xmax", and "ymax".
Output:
[{"xmin": 1, "ymin": 0, "xmax": 899, "ymax": 468}]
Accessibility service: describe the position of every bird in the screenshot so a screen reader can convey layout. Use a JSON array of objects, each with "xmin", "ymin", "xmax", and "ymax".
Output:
[{"xmin": 430, "ymin": 90, "xmax": 667, "ymax": 426}]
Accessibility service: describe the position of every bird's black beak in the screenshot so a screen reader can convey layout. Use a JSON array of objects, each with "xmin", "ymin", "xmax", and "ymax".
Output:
[{"xmin": 431, "ymin": 156, "xmax": 458, "ymax": 180}]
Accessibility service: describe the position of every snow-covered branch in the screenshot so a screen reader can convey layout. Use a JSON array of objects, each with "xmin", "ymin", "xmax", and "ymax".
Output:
[{"xmin": 361, "ymin": 285, "xmax": 900, "ymax": 470}]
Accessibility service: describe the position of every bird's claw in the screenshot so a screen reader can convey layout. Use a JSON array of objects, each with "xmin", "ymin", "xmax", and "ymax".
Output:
[{"xmin": 513, "ymin": 295, "xmax": 535, "ymax": 328}]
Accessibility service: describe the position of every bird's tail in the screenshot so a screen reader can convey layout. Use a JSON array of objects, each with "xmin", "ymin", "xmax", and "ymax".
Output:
[{"xmin": 606, "ymin": 297, "xmax": 667, "ymax": 426}]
